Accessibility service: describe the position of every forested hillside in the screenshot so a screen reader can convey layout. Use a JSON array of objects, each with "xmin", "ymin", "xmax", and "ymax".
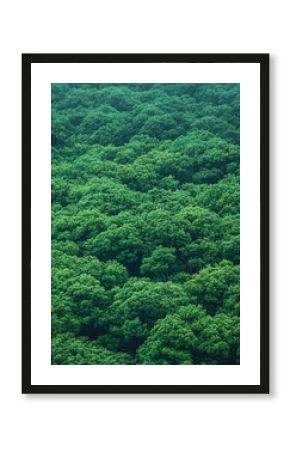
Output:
[{"xmin": 51, "ymin": 83, "xmax": 240, "ymax": 365}]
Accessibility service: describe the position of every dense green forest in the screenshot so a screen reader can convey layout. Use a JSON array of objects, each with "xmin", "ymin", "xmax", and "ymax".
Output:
[{"xmin": 51, "ymin": 83, "xmax": 240, "ymax": 365}]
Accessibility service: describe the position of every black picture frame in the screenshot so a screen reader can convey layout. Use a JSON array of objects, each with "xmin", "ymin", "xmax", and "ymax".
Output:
[{"xmin": 22, "ymin": 53, "xmax": 269, "ymax": 394}]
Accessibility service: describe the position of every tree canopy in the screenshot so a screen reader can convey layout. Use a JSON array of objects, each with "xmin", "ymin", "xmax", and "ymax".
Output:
[{"xmin": 51, "ymin": 82, "xmax": 240, "ymax": 365}]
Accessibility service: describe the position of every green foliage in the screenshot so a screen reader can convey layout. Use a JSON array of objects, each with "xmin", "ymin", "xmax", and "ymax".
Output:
[
  {"xmin": 52, "ymin": 333, "xmax": 134, "ymax": 365},
  {"xmin": 140, "ymin": 247, "xmax": 178, "ymax": 281},
  {"xmin": 184, "ymin": 260, "xmax": 240, "ymax": 314},
  {"xmin": 51, "ymin": 83, "xmax": 240, "ymax": 365},
  {"xmin": 138, "ymin": 305, "xmax": 240, "ymax": 365},
  {"xmin": 106, "ymin": 279, "xmax": 190, "ymax": 353}
]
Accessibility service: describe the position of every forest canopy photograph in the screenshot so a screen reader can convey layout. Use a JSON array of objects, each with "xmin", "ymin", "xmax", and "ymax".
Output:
[{"xmin": 51, "ymin": 82, "xmax": 240, "ymax": 366}]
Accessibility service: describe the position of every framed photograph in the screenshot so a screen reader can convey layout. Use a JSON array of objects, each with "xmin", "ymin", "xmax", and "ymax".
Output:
[{"xmin": 22, "ymin": 53, "xmax": 269, "ymax": 394}]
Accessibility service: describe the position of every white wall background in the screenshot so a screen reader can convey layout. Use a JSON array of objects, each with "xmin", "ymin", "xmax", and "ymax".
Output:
[{"xmin": 0, "ymin": 1, "xmax": 286, "ymax": 449}]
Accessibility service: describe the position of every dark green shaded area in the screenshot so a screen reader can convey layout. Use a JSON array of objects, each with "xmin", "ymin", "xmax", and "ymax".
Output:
[{"xmin": 51, "ymin": 83, "xmax": 240, "ymax": 365}]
